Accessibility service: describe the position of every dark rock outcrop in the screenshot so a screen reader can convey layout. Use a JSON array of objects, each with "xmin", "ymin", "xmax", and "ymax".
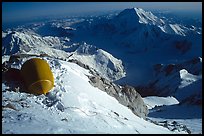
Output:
[
  {"xmin": 88, "ymin": 75, "xmax": 149, "ymax": 119},
  {"xmin": 67, "ymin": 58, "xmax": 148, "ymax": 118}
]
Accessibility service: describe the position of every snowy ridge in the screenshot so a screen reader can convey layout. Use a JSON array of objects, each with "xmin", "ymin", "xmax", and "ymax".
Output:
[
  {"xmin": 134, "ymin": 8, "xmax": 164, "ymax": 26},
  {"xmin": 2, "ymin": 30, "xmax": 125, "ymax": 82},
  {"xmin": 2, "ymin": 30, "xmax": 68, "ymax": 58},
  {"xmin": 179, "ymin": 69, "xmax": 200, "ymax": 88},
  {"xmin": 72, "ymin": 43, "xmax": 126, "ymax": 81},
  {"xmin": 2, "ymin": 56, "xmax": 182, "ymax": 134}
]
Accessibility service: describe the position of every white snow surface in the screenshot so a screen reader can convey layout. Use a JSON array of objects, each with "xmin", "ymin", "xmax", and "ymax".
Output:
[
  {"xmin": 143, "ymin": 96, "xmax": 179, "ymax": 110},
  {"xmin": 179, "ymin": 69, "xmax": 200, "ymax": 89},
  {"xmin": 2, "ymin": 56, "xmax": 181, "ymax": 134},
  {"xmin": 72, "ymin": 43, "xmax": 126, "ymax": 81}
]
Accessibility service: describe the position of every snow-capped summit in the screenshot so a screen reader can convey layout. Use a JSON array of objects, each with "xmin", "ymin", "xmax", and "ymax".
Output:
[
  {"xmin": 115, "ymin": 7, "xmax": 163, "ymax": 25},
  {"xmin": 113, "ymin": 8, "xmax": 200, "ymax": 36},
  {"xmin": 113, "ymin": 8, "xmax": 164, "ymax": 30}
]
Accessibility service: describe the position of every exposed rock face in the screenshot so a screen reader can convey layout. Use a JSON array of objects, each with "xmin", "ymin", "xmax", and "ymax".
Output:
[
  {"xmin": 88, "ymin": 75, "xmax": 149, "ymax": 119},
  {"xmin": 146, "ymin": 118, "xmax": 191, "ymax": 134},
  {"xmin": 137, "ymin": 57, "xmax": 202, "ymax": 106},
  {"xmin": 174, "ymin": 40, "xmax": 192, "ymax": 54},
  {"xmin": 121, "ymin": 85, "xmax": 149, "ymax": 118}
]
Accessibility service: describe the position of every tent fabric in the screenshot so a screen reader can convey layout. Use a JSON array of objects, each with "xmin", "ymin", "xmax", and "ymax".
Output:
[{"xmin": 21, "ymin": 58, "xmax": 54, "ymax": 95}]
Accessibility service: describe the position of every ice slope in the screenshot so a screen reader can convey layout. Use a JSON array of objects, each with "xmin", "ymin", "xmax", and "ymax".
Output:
[{"xmin": 2, "ymin": 56, "xmax": 182, "ymax": 134}]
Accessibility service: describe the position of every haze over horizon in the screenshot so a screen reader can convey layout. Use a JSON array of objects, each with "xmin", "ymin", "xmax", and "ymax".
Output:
[{"xmin": 3, "ymin": 2, "xmax": 202, "ymax": 24}]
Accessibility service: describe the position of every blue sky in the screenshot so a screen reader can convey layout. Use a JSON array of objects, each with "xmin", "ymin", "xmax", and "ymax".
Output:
[{"xmin": 2, "ymin": 2, "xmax": 202, "ymax": 23}]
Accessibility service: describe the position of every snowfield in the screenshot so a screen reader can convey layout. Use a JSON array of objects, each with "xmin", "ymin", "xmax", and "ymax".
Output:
[
  {"xmin": 2, "ymin": 56, "xmax": 182, "ymax": 134},
  {"xmin": 143, "ymin": 96, "xmax": 179, "ymax": 110}
]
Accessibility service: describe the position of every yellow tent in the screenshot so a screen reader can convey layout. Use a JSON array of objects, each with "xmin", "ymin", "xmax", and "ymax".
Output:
[{"xmin": 21, "ymin": 58, "xmax": 54, "ymax": 95}]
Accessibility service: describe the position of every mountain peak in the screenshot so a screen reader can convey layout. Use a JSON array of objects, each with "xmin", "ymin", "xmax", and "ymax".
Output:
[
  {"xmin": 116, "ymin": 7, "xmax": 164, "ymax": 26},
  {"xmin": 134, "ymin": 7, "xmax": 145, "ymax": 12}
]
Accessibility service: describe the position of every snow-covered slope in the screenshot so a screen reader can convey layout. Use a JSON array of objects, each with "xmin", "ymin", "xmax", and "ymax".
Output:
[
  {"xmin": 2, "ymin": 56, "xmax": 182, "ymax": 134},
  {"xmin": 72, "ymin": 43, "xmax": 126, "ymax": 81}
]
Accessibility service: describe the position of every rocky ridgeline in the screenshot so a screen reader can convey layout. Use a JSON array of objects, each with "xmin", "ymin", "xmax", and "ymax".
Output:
[
  {"xmin": 87, "ymin": 75, "xmax": 149, "ymax": 119},
  {"xmin": 68, "ymin": 58, "xmax": 149, "ymax": 119},
  {"xmin": 146, "ymin": 118, "xmax": 191, "ymax": 134}
]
